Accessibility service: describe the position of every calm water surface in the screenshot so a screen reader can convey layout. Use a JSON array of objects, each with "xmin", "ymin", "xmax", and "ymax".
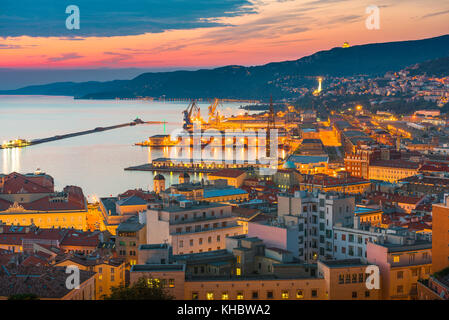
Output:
[{"xmin": 0, "ymin": 95, "xmax": 246, "ymax": 199}]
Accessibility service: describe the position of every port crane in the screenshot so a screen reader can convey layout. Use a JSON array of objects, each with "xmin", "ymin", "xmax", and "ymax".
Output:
[
  {"xmin": 182, "ymin": 100, "xmax": 202, "ymax": 130},
  {"xmin": 207, "ymin": 98, "xmax": 223, "ymax": 125}
]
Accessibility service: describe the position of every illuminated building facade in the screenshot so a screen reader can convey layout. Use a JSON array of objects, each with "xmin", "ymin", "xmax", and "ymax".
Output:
[
  {"xmin": 0, "ymin": 172, "xmax": 88, "ymax": 230},
  {"xmin": 367, "ymin": 239, "xmax": 432, "ymax": 300},
  {"xmin": 146, "ymin": 201, "xmax": 244, "ymax": 255}
]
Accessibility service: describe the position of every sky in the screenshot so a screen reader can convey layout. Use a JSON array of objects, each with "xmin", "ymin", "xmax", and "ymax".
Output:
[{"xmin": 1, "ymin": 0, "xmax": 449, "ymax": 70}]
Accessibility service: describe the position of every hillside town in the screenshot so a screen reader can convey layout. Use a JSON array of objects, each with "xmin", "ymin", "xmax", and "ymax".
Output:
[{"xmin": 2, "ymin": 86, "xmax": 449, "ymax": 301}]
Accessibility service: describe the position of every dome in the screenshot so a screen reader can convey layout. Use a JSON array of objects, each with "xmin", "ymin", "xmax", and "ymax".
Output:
[
  {"xmin": 154, "ymin": 174, "xmax": 165, "ymax": 181},
  {"xmin": 283, "ymin": 161, "xmax": 296, "ymax": 169}
]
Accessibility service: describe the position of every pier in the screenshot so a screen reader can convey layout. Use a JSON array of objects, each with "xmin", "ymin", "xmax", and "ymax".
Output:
[{"xmin": 0, "ymin": 119, "xmax": 166, "ymax": 149}]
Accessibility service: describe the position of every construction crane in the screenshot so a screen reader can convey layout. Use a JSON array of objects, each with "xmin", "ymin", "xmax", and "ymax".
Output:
[
  {"xmin": 207, "ymin": 98, "xmax": 223, "ymax": 125},
  {"xmin": 182, "ymin": 100, "xmax": 202, "ymax": 130}
]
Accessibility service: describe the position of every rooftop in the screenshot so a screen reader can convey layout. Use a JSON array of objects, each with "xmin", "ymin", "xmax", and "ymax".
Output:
[
  {"xmin": 319, "ymin": 259, "xmax": 368, "ymax": 268},
  {"xmin": 116, "ymin": 195, "xmax": 147, "ymax": 207},
  {"xmin": 208, "ymin": 169, "xmax": 246, "ymax": 178},
  {"xmin": 130, "ymin": 264, "xmax": 185, "ymax": 272},
  {"xmin": 117, "ymin": 215, "xmax": 145, "ymax": 233}
]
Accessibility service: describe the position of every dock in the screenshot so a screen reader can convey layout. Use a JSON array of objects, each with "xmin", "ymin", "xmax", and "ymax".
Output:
[
  {"xmin": 0, "ymin": 119, "xmax": 166, "ymax": 149},
  {"xmin": 124, "ymin": 163, "xmax": 218, "ymax": 174}
]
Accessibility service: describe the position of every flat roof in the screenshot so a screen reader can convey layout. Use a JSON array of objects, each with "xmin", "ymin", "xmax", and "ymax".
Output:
[
  {"xmin": 319, "ymin": 259, "xmax": 368, "ymax": 268},
  {"xmin": 376, "ymin": 241, "xmax": 432, "ymax": 253},
  {"xmin": 131, "ymin": 264, "xmax": 184, "ymax": 272},
  {"xmin": 139, "ymin": 244, "xmax": 169, "ymax": 250}
]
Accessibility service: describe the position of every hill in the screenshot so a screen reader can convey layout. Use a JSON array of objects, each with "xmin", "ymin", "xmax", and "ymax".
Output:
[
  {"xmin": 2, "ymin": 34, "xmax": 449, "ymax": 100},
  {"xmin": 409, "ymin": 56, "xmax": 449, "ymax": 77}
]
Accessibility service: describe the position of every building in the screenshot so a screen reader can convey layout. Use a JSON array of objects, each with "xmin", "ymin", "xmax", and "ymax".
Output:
[
  {"xmin": 146, "ymin": 200, "xmax": 244, "ymax": 255},
  {"xmin": 129, "ymin": 239, "xmax": 383, "ymax": 300},
  {"xmin": 369, "ymin": 160, "xmax": 419, "ymax": 183},
  {"xmin": 0, "ymin": 265, "xmax": 95, "ymax": 300},
  {"xmin": 0, "ymin": 224, "xmax": 106, "ymax": 255},
  {"xmin": 333, "ymin": 219, "xmax": 415, "ymax": 262},
  {"xmin": 297, "ymin": 173, "xmax": 371, "ymax": 194},
  {"xmin": 166, "ymin": 180, "xmax": 249, "ymax": 203},
  {"xmin": 317, "ymin": 259, "xmax": 381, "ymax": 300},
  {"xmin": 184, "ymin": 275, "xmax": 326, "ymax": 300},
  {"xmin": 130, "ymin": 264, "xmax": 186, "ymax": 300},
  {"xmin": 365, "ymin": 192, "xmax": 426, "ymax": 214},
  {"xmin": 231, "ymin": 207, "xmax": 261, "ymax": 234},
  {"xmin": 344, "ymin": 145, "xmax": 401, "ymax": 179},
  {"xmin": 367, "ymin": 238, "xmax": 432, "ymax": 300},
  {"xmin": 0, "ymin": 172, "xmax": 88, "ymax": 230},
  {"xmin": 116, "ymin": 213, "xmax": 147, "ymax": 267},
  {"xmin": 99, "ymin": 193, "xmax": 151, "ymax": 235},
  {"xmin": 207, "ymin": 169, "xmax": 247, "ymax": 188},
  {"xmin": 276, "ymin": 191, "xmax": 355, "ymax": 263},
  {"xmin": 296, "ymin": 138, "xmax": 326, "ymax": 156},
  {"xmin": 354, "ymin": 206, "xmax": 383, "ymax": 226},
  {"xmin": 285, "ymin": 155, "xmax": 330, "ymax": 175},
  {"xmin": 417, "ymin": 267, "xmax": 449, "ymax": 300},
  {"xmin": 55, "ymin": 254, "xmax": 125, "ymax": 299},
  {"xmin": 431, "ymin": 197, "xmax": 449, "ymax": 273},
  {"xmin": 154, "ymin": 174, "xmax": 166, "ymax": 194}
]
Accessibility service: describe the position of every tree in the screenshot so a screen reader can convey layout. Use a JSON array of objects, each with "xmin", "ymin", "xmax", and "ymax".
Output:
[{"xmin": 102, "ymin": 277, "xmax": 174, "ymax": 300}]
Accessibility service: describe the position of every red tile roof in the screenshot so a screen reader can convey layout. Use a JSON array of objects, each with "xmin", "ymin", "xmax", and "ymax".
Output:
[
  {"xmin": 0, "ymin": 172, "xmax": 53, "ymax": 194},
  {"xmin": 209, "ymin": 169, "xmax": 246, "ymax": 178}
]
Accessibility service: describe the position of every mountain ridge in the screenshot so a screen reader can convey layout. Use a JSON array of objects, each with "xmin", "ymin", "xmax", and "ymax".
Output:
[{"xmin": 2, "ymin": 34, "xmax": 449, "ymax": 100}]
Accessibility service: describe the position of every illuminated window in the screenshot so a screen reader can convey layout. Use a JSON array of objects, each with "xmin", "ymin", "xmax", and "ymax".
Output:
[
  {"xmin": 192, "ymin": 292, "xmax": 199, "ymax": 300},
  {"xmin": 236, "ymin": 268, "xmax": 241, "ymax": 276},
  {"xmin": 393, "ymin": 256, "xmax": 400, "ymax": 263},
  {"xmin": 296, "ymin": 290, "xmax": 304, "ymax": 299},
  {"xmin": 221, "ymin": 292, "xmax": 229, "ymax": 300},
  {"xmin": 281, "ymin": 290, "xmax": 289, "ymax": 299},
  {"xmin": 236, "ymin": 292, "xmax": 244, "ymax": 300},
  {"xmin": 236, "ymin": 256, "xmax": 241, "ymax": 264},
  {"xmin": 169, "ymin": 279, "xmax": 175, "ymax": 288},
  {"xmin": 206, "ymin": 292, "xmax": 214, "ymax": 300}
]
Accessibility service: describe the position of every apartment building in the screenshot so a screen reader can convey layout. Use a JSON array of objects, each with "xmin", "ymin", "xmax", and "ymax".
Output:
[
  {"xmin": 317, "ymin": 259, "xmax": 381, "ymax": 300},
  {"xmin": 333, "ymin": 218, "xmax": 417, "ymax": 262},
  {"xmin": 146, "ymin": 200, "xmax": 244, "ymax": 255},
  {"xmin": 367, "ymin": 237, "xmax": 432, "ymax": 300},
  {"xmin": 431, "ymin": 197, "xmax": 449, "ymax": 273},
  {"xmin": 56, "ymin": 255, "xmax": 125, "ymax": 299},
  {"xmin": 274, "ymin": 191, "xmax": 355, "ymax": 263},
  {"xmin": 116, "ymin": 213, "xmax": 147, "ymax": 267}
]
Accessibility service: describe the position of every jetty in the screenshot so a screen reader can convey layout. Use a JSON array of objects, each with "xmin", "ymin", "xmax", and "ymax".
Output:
[{"xmin": 0, "ymin": 119, "xmax": 166, "ymax": 149}]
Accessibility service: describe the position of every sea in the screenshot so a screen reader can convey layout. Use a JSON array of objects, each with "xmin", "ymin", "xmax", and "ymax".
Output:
[{"xmin": 0, "ymin": 95, "xmax": 248, "ymax": 200}]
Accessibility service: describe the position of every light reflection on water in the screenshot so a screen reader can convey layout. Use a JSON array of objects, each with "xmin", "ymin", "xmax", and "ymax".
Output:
[
  {"xmin": 0, "ymin": 95, "xmax": 248, "ymax": 197},
  {"xmin": 2, "ymin": 147, "xmax": 21, "ymax": 173}
]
